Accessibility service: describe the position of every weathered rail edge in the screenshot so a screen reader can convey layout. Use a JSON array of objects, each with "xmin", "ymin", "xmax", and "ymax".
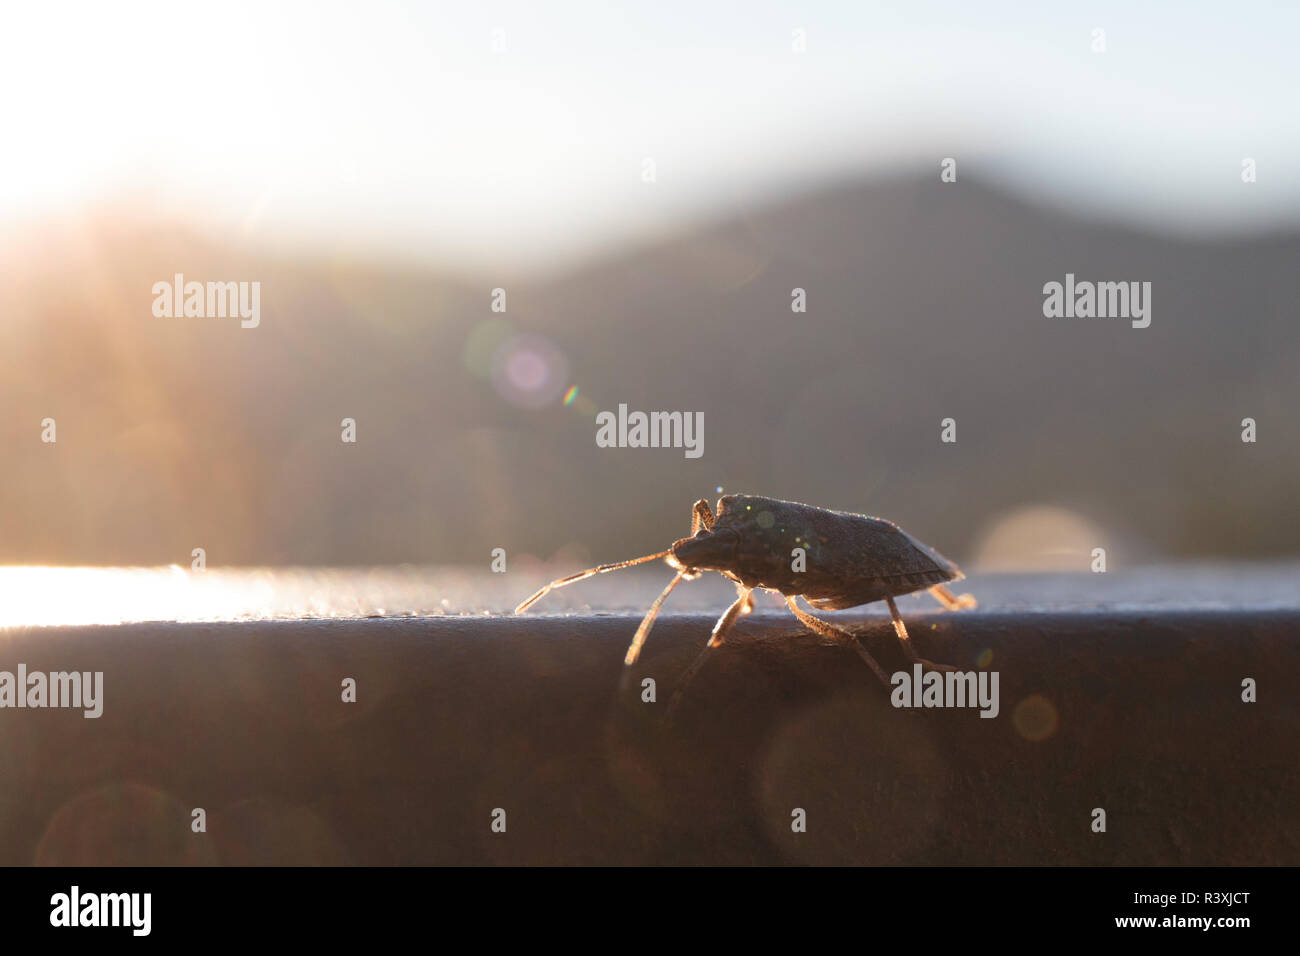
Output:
[{"xmin": 1, "ymin": 610, "xmax": 1296, "ymax": 865}]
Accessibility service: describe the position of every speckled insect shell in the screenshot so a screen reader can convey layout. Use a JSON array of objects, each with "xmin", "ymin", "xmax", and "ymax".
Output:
[{"xmin": 670, "ymin": 494, "xmax": 963, "ymax": 609}]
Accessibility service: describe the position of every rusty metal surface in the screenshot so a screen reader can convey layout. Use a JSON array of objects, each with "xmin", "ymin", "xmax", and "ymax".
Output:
[{"xmin": 1, "ymin": 589, "xmax": 1296, "ymax": 865}]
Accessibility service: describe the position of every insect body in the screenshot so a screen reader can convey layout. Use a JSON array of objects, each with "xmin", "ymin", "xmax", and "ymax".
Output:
[{"xmin": 515, "ymin": 494, "xmax": 977, "ymax": 688}]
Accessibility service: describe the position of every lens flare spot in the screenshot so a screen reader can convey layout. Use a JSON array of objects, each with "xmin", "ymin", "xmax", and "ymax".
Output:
[
  {"xmin": 976, "ymin": 648, "xmax": 993, "ymax": 669},
  {"xmin": 970, "ymin": 504, "xmax": 1111, "ymax": 572},
  {"xmin": 490, "ymin": 334, "xmax": 569, "ymax": 409},
  {"xmin": 562, "ymin": 385, "xmax": 579, "ymax": 406},
  {"xmin": 1012, "ymin": 694, "xmax": 1059, "ymax": 742},
  {"xmin": 507, "ymin": 352, "xmax": 547, "ymax": 390}
]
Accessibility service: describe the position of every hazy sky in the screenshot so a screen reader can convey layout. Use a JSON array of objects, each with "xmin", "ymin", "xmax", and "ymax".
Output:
[{"xmin": 3, "ymin": 0, "xmax": 1297, "ymax": 271}]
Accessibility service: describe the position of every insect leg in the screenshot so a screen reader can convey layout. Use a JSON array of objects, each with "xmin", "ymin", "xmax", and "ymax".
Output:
[
  {"xmin": 887, "ymin": 595, "xmax": 958, "ymax": 672},
  {"xmin": 514, "ymin": 549, "xmax": 672, "ymax": 613},
  {"xmin": 928, "ymin": 584, "xmax": 978, "ymax": 611},
  {"xmin": 666, "ymin": 586, "xmax": 752, "ymax": 721},
  {"xmin": 690, "ymin": 498, "xmax": 716, "ymax": 534},
  {"xmin": 708, "ymin": 585, "xmax": 753, "ymax": 647},
  {"xmin": 623, "ymin": 571, "xmax": 687, "ymax": 665},
  {"xmin": 784, "ymin": 595, "xmax": 891, "ymax": 687}
]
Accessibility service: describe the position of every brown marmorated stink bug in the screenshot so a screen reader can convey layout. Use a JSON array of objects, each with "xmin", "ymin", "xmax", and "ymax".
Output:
[{"xmin": 515, "ymin": 494, "xmax": 977, "ymax": 688}]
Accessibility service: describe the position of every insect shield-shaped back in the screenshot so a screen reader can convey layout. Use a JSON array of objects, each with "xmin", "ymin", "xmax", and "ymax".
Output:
[{"xmin": 677, "ymin": 494, "xmax": 963, "ymax": 604}]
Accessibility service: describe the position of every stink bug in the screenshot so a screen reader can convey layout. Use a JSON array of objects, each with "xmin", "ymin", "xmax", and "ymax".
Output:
[{"xmin": 515, "ymin": 494, "xmax": 976, "ymax": 688}]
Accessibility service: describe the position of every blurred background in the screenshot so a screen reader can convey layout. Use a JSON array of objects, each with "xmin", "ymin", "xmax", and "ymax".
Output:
[{"xmin": 2, "ymin": 1, "xmax": 1298, "ymax": 596}]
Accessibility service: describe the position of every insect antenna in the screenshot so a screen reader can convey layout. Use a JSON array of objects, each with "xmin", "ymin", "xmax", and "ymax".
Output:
[
  {"xmin": 623, "ymin": 571, "xmax": 686, "ymax": 665},
  {"xmin": 514, "ymin": 549, "xmax": 673, "ymax": 614}
]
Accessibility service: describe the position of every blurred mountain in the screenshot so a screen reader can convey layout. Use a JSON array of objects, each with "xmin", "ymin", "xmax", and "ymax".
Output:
[{"xmin": 3, "ymin": 176, "xmax": 1298, "ymax": 567}]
